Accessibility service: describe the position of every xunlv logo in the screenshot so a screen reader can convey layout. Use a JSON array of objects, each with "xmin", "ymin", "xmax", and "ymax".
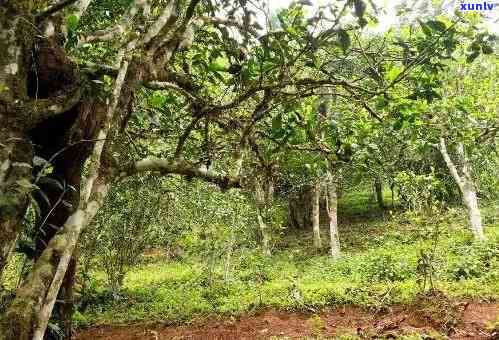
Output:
[{"xmin": 459, "ymin": 2, "xmax": 497, "ymax": 10}]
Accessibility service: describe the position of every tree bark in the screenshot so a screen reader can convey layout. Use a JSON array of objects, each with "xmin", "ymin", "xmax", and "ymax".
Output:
[
  {"xmin": 254, "ymin": 175, "xmax": 273, "ymax": 256},
  {"xmin": 0, "ymin": 1, "xmax": 36, "ymax": 277},
  {"xmin": 60, "ymin": 256, "xmax": 77, "ymax": 339},
  {"xmin": 325, "ymin": 174, "xmax": 340, "ymax": 258},
  {"xmin": 256, "ymin": 209, "xmax": 271, "ymax": 256},
  {"xmin": 13, "ymin": 180, "xmax": 109, "ymax": 340},
  {"xmin": 311, "ymin": 180, "xmax": 322, "ymax": 249},
  {"xmin": 0, "ymin": 128, "xmax": 32, "ymax": 276},
  {"xmin": 1, "ymin": 46, "xmax": 131, "ymax": 340},
  {"xmin": 439, "ymin": 138, "xmax": 485, "ymax": 241}
]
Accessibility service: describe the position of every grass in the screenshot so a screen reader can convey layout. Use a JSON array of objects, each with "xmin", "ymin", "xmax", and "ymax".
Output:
[{"xmin": 73, "ymin": 191, "xmax": 499, "ymax": 328}]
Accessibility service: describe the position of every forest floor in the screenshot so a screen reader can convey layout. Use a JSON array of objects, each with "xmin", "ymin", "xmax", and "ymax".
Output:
[
  {"xmin": 76, "ymin": 299, "xmax": 499, "ymax": 339},
  {"xmin": 68, "ymin": 193, "xmax": 499, "ymax": 340},
  {"xmin": 48, "ymin": 192, "xmax": 496, "ymax": 339}
]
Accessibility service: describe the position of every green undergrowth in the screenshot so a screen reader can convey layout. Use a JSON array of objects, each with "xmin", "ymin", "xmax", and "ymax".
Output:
[{"xmin": 74, "ymin": 197, "xmax": 499, "ymax": 328}]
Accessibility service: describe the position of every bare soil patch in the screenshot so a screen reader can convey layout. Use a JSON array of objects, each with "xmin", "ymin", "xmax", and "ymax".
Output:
[{"xmin": 75, "ymin": 301, "xmax": 498, "ymax": 339}]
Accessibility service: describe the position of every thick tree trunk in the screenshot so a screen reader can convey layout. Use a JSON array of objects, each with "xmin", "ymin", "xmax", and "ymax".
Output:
[
  {"xmin": 7, "ymin": 53, "xmax": 133, "ymax": 339},
  {"xmin": 0, "ymin": 1, "xmax": 87, "ymax": 278},
  {"xmin": 311, "ymin": 180, "xmax": 322, "ymax": 249},
  {"xmin": 0, "ymin": 128, "xmax": 32, "ymax": 276},
  {"xmin": 3, "ymin": 169, "xmax": 111, "ymax": 340},
  {"xmin": 325, "ymin": 176, "xmax": 340, "ymax": 258},
  {"xmin": 29, "ymin": 95, "xmax": 101, "ymax": 337},
  {"xmin": 439, "ymin": 138, "xmax": 485, "ymax": 241},
  {"xmin": 0, "ymin": 2, "xmax": 205, "ymax": 338},
  {"xmin": 0, "ymin": 2, "xmax": 35, "ymax": 277},
  {"xmin": 2, "ymin": 54, "xmax": 130, "ymax": 340}
]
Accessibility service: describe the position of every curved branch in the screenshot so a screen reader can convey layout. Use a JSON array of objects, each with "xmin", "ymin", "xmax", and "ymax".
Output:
[
  {"xmin": 144, "ymin": 81, "xmax": 200, "ymax": 103},
  {"xmin": 119, "ymin": 158, "xmax": 241, "ymax": 189}
]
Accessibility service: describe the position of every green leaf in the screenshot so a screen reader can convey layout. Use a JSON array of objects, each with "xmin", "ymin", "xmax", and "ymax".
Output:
[
  {"xmin": 419, "ymin": 21, "xmax": 432, "ymax": 36},
  {"xmin": 426, "ymin": 20, "xmax": 447, "ymax": 32},
  {"xmin": 208, "ymin": 57, "xmax": 229, "ymax": 72},
  {"xmin": 212, "ymin": 71, "xmax": 226, "ymax": 83},
  {"xmin": 66, "ymin": 14, "xmax": 80, "ymax": 33},
  {"xmin": 386, "ymin": 65, "xmax": 402, "ymax": 83},
  {"xmin": 393, "ymin": 118, "xmax": 404, "ymax": 130},
  {"xmin": 150, "ymin": 93, "xmax": 166, "ymax": 108},
  {"xmin": 272, "ymin": 114, "xmax": 283, "ymax": 132}
]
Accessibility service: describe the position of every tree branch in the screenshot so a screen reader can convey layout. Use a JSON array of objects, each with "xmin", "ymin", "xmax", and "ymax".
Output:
[
  {"xmin": 183, "ymin": 0, "xmax": 202, "ymax": 26},
  {"xmin": 35, "ymin": 0, "xmax": 79, "ymax": 21},
  {"xmin": 144, "ymin": 81, "xmax": 201, "ymax": 103},
  {"xmin": 79, "ymin": 61, "xmax": 119, "ymax": 77},
  {"xmin": 201, "ymin": 78, "xmax": 346, "ymax": 116},
  {"xmin": 439, "ymin": 137, "xmax": 464, "ymax": 191},
  {"xmin": 78, "ymin": 0, "xmax": 151, "ymax": 46},
  {"xmin": 119, "ymin": 158, "xmax": 241, "ymax": 189},
  {"xmin": 140, "ymin": 0, "xmax": 177, "ymax": 47}
]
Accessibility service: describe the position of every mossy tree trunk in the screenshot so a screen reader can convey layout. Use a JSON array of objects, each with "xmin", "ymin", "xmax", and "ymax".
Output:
[
  {"xmin": 0, "ymin": 0, "xmax": 85, "ymax": 278},
  {"xmin": 0, "ymin": 1, "xmax": 35, "ymax": 277},
  {"xmin": 0, "ymin": 2, "xmax": 102, "ymax": 338}
]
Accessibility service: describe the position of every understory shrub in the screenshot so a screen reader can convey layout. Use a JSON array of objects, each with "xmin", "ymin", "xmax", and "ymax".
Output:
[
  {"xmin": 363, "ymin": 251, "xmax": 415, "ymax": 282},
  {"xmin": 446, "ymin": 241, "xmax": 499, "ymax": 280}
]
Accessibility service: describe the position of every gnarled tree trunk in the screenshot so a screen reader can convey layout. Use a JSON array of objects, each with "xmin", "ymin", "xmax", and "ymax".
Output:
[
  {"xmin": 0, "ymin": 1, "xmax": 87, "ymax": 279},
  {"xmin": 0, "ymin": 1, "xmax": 36, "ymax": 277}
]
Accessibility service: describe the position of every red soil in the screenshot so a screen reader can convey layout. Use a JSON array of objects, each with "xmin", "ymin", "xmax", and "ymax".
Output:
[{"xmin": 75, "ymin": 302, "xmax": 498, "ymax": 340}]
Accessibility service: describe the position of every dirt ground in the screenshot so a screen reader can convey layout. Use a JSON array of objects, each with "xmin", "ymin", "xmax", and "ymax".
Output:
[{"xmin": 75, "ymin": 301, "xmax": 498, "ymax": 339}]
